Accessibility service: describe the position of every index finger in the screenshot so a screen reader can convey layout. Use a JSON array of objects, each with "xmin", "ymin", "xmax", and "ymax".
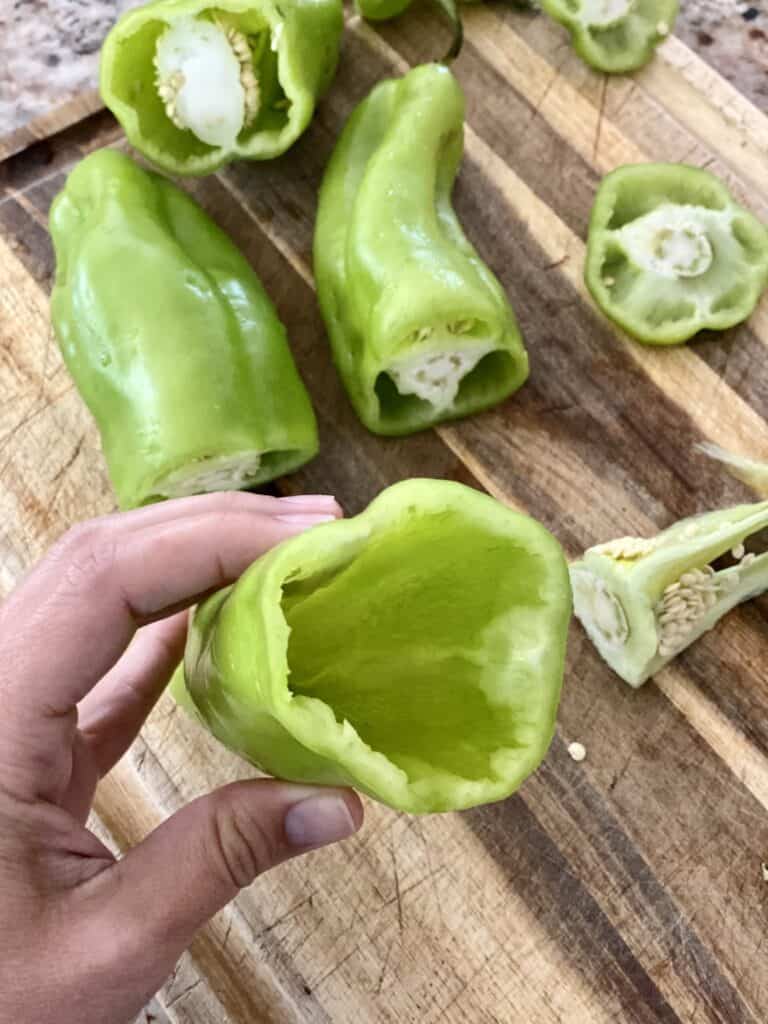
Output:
[{"xmin": 0, "ymin": 492, "xmax": 339, "ymax": 720}]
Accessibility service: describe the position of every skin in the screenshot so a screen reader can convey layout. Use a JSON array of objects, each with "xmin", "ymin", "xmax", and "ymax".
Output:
[{"xmin": 0, "ymin": 491, "xmax": 364, "ymax": 1024}]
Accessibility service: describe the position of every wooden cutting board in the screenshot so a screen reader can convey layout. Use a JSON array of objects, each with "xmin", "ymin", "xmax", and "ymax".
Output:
[{"xmin": 2, "ymin": 8, "xmax": 768, "ymax": 1022}]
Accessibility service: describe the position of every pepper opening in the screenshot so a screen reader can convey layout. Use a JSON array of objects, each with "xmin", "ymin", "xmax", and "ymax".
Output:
[
  {"xmin": 281, "ymin": 506, "xmax": 550, "ymax": 786},
  {"xmin": 374, "ymin": 349, "xmax": 516, "ymax": 431},
  {"xmin": 109, "ymin": 9, "xmax": 291, "ymax": 165}
]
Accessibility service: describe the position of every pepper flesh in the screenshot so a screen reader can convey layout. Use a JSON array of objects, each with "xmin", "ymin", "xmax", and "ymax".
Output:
[
  {"xmin": 540, "ymin": 0, "xmax": 678, "ymax": 73},
  {"xmin": 100, "ymin": 0, "xmax": 343, "ymax": 176},
  {"xmin": 571, "ymin": 502, "xmax": 768, "ymax": 687},
  {"xmin": 50, "ymin": 149, "xmax": 318, "ymax": 509},
  {"xmin": 586, "ymin": 163, "xmax": 768, "ymax": 345},
  {"xmin": 314, "ymin": 64, "xmax": 529, "ymax": 437},
  {"xmin": 172, "ymin": 479, "xmax": 571, "ymax": 813}
]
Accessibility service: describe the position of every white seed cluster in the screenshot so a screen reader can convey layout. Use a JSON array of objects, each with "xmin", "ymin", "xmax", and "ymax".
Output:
[
  {"xmin": 592, "ymin": 535, "xmax": 657, "ymax": 560},
  {"xmin": 156, "ymin": 69, "xmax": 186, "ymax": 129},
  {"xmin": 224, "ymin": 24, "xmax": 260, "ymax": 125},
  {"xmin": 655, "ymin": 558, "xmax": 746, "ymax": 657}
]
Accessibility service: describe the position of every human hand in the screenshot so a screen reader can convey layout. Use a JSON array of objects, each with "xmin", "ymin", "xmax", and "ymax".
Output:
[{"xmin": 0, "ymin": 492, "xmax": 364, "ymax": 1024}]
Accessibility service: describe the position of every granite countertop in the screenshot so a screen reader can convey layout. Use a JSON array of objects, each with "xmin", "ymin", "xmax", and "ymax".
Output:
[{"xmin": 0, "ymin": 0, "xmax": 766, "ymax": 140}]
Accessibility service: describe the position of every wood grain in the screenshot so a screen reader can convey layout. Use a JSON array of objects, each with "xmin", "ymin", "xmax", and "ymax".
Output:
[{"xmin": 2, "ymin": 8, "xmax": 768, "ymax": 1022}]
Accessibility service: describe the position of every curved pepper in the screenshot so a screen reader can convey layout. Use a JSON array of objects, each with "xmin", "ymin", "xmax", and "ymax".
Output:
[
  {"xmin": 585, "ymin": 163, "xmax": 768, "ymax": 345},
  {"xmin": 100, "ymin": 0, "xmax": 343, "ymax": 176},
  {"xmin": 540, "ymin": 0, "xmax": 679, "ymax": 73},
  {"xmin": 571, "ymin": 501, "xmax": 768, "ymax": 687},
  {"xmin": 314, "ymin": 64, "xmax": 529, "ymax": 437},
  {"xmin": 171, "ymin": 479, "xmax": 571, "ymax": 813},
  {"xmin": 355, "ymin": 0, "xmax": 463, "ymax": 62},
  {"xmin": 50, "ymin": 149, "xmax": 318, "ymax": 509}
]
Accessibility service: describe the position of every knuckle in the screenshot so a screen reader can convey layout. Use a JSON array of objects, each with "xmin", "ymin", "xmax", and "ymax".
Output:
[
  {"xmin": 209, "ymin": 796, "xmax": 276, "ymax": 891},
  {"xmin": 55, "ymin": 519, "xmax": 118, "ymax": 589}
]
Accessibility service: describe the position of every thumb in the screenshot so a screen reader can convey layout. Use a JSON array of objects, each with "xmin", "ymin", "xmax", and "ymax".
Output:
[{"xmin": 102, "ymin": 780, "xmax": 363, "ymax": 960}]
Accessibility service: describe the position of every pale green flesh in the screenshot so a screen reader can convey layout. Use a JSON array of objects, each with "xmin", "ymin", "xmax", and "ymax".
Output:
[{"xmin": 283, "ymin": 508, "xmax": 551, "ymax": 786}]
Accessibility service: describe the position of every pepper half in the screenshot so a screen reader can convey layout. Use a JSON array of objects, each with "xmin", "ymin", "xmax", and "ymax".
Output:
[
  {"xmin": 100, "ymin": 0, "xmax": 343, "ymax": 176},
  {"xmin": 172, "ymin": 479, "xmax": 571, "ymax": 813},
  {"xmin": 540, "ymin": 0, "xmax": 679, "ymax": 73},
  {"xmin": 50, "ymin": 149, "xmax": 318, "ymax": 509},
  {"xmin": 571, "ymin": 503, "xmax": 768, "ymax": 687},
  {"xmin": 585, "ymin": 163, "xmax": 768, "ymax": 345},
  {"xmin": 313, "ymin": 64, "xmax": 529, "ymax": 437}
]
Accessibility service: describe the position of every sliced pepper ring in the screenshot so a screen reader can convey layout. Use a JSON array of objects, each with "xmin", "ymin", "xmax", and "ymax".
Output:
[
  {"xmin": 173, "ymin": 479, "xmax": 572, "ymax": 813},
  {"xmin": 540, "ymin": 0, "xmax": 679, "ymax": 73},
  {"xmin": 585, "ymin": 163, "xmax": 768, "ymax": 345},
  {"xmin": 100, "ymin": 0, "xmax": 343, "ymax": 176}
]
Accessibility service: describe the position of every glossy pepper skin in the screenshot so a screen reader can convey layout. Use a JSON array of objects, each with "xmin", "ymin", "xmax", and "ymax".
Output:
[
  {"xmin": 100, "ymin": 0, "xmax": 343, "ymax": 176},
  {"xmin": 172, "ymin": 479, "xmax": 571, "ymax": 813},
  {"xmin": 50, "ymin": 149, "xmax": 318, "ymax": 509},
  {"xmin": 586, "ymin": 163, "xmax": 768, "ymax": 345},
  {"xmin": 313, "ymin": 64, "xmax": 529, "ymax": 437},
  {"xmin": 540, "ymin": 0, "xmax": 678, "ymax": 73}
]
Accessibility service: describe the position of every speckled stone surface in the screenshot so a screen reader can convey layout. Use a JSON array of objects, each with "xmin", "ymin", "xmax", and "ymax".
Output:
[{"xmin": 0, "ymin": 0, "xmax": 766, "ymax": 139}]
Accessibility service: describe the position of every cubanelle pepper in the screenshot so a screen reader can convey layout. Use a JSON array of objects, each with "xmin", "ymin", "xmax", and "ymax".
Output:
[
  {"xmin": 571, "ymin": 501, "xmax": 768, "ymax": 687},
  {"xmin": 540, "ymin": 0, "xmax": 678, "ymax": 73},
  {"xmin": 50, "ymin": 149, "xmax": 318, "ymax": 509},
  {"xmin": 586, "ymin": 163, "xmax": 768, "ymax": 345},
  {"xmin": 172, "ymin": 479, "xmax": 571, "ymax": 813},
  {"xmin": 100, "ymin": 0, "xmax": 343, "ymax": 176},
  {"xmin": 314, "ymin": 63, "xmax": 529, "ymax": 437}
]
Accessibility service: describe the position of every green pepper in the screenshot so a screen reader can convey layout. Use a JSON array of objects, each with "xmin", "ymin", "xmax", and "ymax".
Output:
[
  {"xmin": 540, "ymin": 0, "xmax": 678, "ymax": 73},
  {"xmin": 585, "ymin": 163, "xmax": 768, "ymax": 345},
  {"xmin": 699, "ymin": 444, "xmax": 768, "ymax": 496},
  {"xmin": 570, "ymin": 503, "xmax": 768, "ymax": 687},
  {"xmin": 50, "ymin": 148, "xmax": 318, "ymax": 509},
  {"xmin": 100, "ymin": 0, "xmax": 343, "ymax": 176},
  {"xmin": 171, "ymin": 479, "xmax": 571, "ymax": 813},
  {"xmin": 354, "ymin": 0, "xmax": 463, "ymax": 62},
  {"xmin": 313, "ymin": 64, "xmax": 529, "ymax": 437}
]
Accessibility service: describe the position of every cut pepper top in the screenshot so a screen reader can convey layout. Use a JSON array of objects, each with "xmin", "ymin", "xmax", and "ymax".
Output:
[
  {"xmin": 100, "ymin": 0, "xmax": 343, "ymax": 175},
  {"xmin": 540, "ymin": 0, "xmax": 678, "ymax": 73},
  {"xmin": 585, "ymin": 163, "xmax": 768, "ymax": 345}
]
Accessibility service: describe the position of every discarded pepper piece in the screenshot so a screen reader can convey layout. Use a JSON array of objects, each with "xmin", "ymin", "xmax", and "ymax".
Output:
[
  {"xmin": 540, "ymin": 0, "xmax": 679, "ymax": 73},
  {"xmin": 570, "ymin": 502, "xmax": 768, "ymax": 687},
  {"xmin": 100, "ymin": 0, "xmax": 343, "ymax": 176},
  {"xmin": 314, "ymin": 63, "xmax": 529, "ymax": 436},
  {"xmin": 172, "ymin": 479, "xmax": 572, "ymax": 813},
  {"xmin": 585, "ymin": 163, "xmax": 768, "ymax": 345},
  {"xmin": 50, "ymin": 149, "xmax": 318, "ymax": 509},
  {"xmin": 355, "ymin": 0, "xmax": 463, "ymax": 62}
]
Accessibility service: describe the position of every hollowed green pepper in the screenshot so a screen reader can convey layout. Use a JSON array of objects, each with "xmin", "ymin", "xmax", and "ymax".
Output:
[
  {"xmin": 50, "ymin": 149, "xmax": 318, "ymax": 509},
  {"xmin": 571, "ymin": 502, "xmax": 768, "ymax": 687},
  {"xmin": 172, "ymin": 479, "xmax": 571, "ymax": 813},
  {"xmin": 100, "ymin": 0, "xmax": 343, "ymax": 176},
  {"xmin": 586, "ymin": 163, "xmax": 768, "ymax": 345},
  {"xmin": 313, "ymin": 64, "xmax": 529, "ymax": 437},
  {"xmin": 540, "ymin": 0, "xmax": 678, "ymax": 73}
]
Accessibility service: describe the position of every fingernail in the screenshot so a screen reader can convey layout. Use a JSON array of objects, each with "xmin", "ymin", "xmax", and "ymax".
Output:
[
  {"xmin": 276, "ymin": 513, "xmax": 337, "ymax": 526},
  {"xmin": 284, "ymin": 794, "xmax": 357, "ymax": 848},
  {"xmin": 279, "ymin": 494, "xmax": 338, "ymax": 507}
]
